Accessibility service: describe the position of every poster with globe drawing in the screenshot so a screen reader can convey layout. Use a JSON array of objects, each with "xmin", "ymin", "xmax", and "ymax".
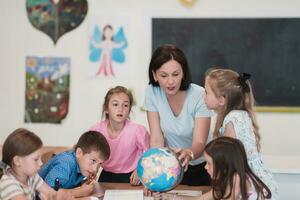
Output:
[{"xmin": 25, "ymin": 56, "xmax": 70, "ymax": 123}]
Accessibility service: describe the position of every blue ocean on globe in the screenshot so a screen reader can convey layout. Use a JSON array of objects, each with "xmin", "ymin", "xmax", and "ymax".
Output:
[{"xmin": 137, "ymin": 147, "xmax": 184, "ymax": 192}]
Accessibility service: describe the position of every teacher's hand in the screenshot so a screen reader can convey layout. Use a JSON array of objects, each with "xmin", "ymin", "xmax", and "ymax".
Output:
[{"xmin": 173, "ymin": 148, "xmax": 193, "ymax": 172}]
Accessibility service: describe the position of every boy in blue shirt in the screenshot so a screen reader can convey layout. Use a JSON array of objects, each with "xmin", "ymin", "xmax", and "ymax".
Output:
[{"xmin": 39, "ymin": 131, "xmax": 110, "ymax": 198}]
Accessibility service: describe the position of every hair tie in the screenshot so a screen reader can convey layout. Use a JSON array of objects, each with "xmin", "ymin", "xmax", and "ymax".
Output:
[{"xmin": 239, "ymin": 73, "xmax": 251, "ymax": 93}]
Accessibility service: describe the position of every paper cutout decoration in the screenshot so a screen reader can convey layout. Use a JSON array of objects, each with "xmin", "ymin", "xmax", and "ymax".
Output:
[
  {"xmin": 25, "ymin": 56, "xmax": 70, "ymax": 123},
  {"xmin": 26, "ymin": 0, "xmax": 88, "ymax": 44},
  {"xmin": 89, "ymin": 24, "xmax": 128, "ymax": 77}
]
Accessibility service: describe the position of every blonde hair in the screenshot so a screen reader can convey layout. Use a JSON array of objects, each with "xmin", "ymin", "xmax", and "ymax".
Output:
[
  {"xmin": 205, "ymin": 68, "xmax": 261, "ymax": 151},
  {"xmin": 102, "ymin": 86, "xmax": 134, "ymax": 119}
]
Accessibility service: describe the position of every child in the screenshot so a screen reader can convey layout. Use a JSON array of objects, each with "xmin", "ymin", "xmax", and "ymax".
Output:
[
  {"xmin": 203, "ymin": 137, "xmax": 272, "ymax": 200},
  {"xmin": 204, "ymin": 68, "xmax": 279, "ymax": 199},
  {"xmin": 90, "ymin": 85, "xmax": 149, "ymax": 185},
  {"xmin": 155, "ymin": 137, "xmax": 272, "ymax": 200},
  {"xmin": 39, "ymin": 130, "xmax": 110, "ymax": 198},
  {"xmin": 0, "ymin": 128, "xmax": 70, "ymax": 200}
]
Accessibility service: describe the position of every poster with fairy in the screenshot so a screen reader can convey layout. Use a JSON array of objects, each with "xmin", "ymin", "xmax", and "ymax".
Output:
[
  {"xmin": 88, "ymin": 17, "xmax": 128, "ymax": 78},
  {"xmin": 25, "ymin": 56, "xmax": 70, "ymax": 123}
]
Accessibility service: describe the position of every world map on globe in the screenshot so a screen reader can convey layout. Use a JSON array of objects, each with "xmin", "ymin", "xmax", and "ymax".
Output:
[{"xmin": 137, "ymin": 147, "xmax": 184, "ymax": 192}]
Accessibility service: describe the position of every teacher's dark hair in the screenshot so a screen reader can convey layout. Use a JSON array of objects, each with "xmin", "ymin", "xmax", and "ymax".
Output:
[{"xmin": 148, "ymin": 44, "xmax": 192, "ymax": 90}]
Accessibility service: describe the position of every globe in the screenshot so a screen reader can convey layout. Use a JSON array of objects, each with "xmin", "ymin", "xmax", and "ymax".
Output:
[{"xmin": 137, "ymin": 147, "xmax": 184, "ymax": 192}]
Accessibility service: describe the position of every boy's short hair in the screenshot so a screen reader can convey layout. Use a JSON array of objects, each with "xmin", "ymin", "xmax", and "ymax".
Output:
[{"xmin": 74, "ymin": 131, "xmax": 110, "ymax": 160}]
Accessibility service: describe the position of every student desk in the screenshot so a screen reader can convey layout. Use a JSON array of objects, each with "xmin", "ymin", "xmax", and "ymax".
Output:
[
  {"xmin": 93, "ymin": 182, "xmax": 210, "ymax": 199},
  {"xmin": 99, "ymin": 182, "xmax": 210, "ymax": 191}
]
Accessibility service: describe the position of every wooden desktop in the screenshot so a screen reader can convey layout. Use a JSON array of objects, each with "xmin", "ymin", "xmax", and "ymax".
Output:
[
  {"xmin": 99, "ymin": 182, "xmax": 210, "ymax": 191},
  {"xmin": 93, "ymin": 182, "xmax": 210, "ymax": 199}
]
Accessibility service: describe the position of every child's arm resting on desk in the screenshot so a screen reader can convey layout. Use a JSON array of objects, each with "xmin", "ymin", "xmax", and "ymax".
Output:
[
  {"xmin": 66, "ymin": 179, "xmax": 95, "ymax": 198},
  {"xmin": 59, "ymin": 172, "xmax": 96, "ymax": 198},
  {"xmin": 42, "ymin": 165, "xmax": 94, "ymax": 198},
  {"xmin": 38, "ymin": 182, "xmax": 73, "ymax": 200}
]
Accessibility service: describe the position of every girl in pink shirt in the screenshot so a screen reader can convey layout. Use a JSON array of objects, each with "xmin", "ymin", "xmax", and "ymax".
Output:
[{"xmin": 90, "ymin": 86, "xmax": 149, "ymax": 185}]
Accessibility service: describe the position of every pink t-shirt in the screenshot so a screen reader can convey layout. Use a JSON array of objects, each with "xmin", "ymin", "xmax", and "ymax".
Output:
[{"xmin": 90, "ymin": 119, "xmax": 149, "ymax": 173}]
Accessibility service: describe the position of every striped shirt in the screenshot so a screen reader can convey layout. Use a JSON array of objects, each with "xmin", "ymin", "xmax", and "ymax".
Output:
[{"xmin": 0, "ymin": 166, "xmax": 43, "ymax": 200}]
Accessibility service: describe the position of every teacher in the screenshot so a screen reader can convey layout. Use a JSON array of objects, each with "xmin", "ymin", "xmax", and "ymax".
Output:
[{"xmin": 143, "ymin": 44, "xmax": 211, "ymax": 186}]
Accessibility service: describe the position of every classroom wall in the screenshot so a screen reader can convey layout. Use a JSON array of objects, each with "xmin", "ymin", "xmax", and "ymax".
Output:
[
  {"xmin": 0, "ymin": 1, "xmax": 300, "ymax": 197},
  {"xmin": 1, "ymin": 0, "xmax": 299, "ymax": 154}
]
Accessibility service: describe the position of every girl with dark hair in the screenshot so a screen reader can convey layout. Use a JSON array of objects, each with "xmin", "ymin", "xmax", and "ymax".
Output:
[
  {"xmin": 202, "ymin": 137, "xmax": 272, "ymax": 200},
  {"xmin": 154, "ymin": 137, "xmax": 272, "ymax": 200}
]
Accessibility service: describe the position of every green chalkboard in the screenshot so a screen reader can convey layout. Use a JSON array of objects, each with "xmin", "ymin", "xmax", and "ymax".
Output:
[{"xmin": 152, "ymin": 18, "xmax": 300, "ymax": 110}]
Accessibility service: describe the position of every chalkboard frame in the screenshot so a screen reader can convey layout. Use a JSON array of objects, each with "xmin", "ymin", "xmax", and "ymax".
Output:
[{"xmin": 152, "ymin": 18, "xmax": 300, "ymax": 112}]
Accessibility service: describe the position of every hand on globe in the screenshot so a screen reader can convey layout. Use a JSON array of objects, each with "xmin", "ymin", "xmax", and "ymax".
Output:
[
  {"xmin": 130, "ymin": 169, "xmax": 141, "ymax": 185},
  {"xmin": 173, "ymin": 148, "xmax": 194, "ymax": 171},
  {"xmin": 137, "ymin": 148, "xmax": 184, "ymax": 192}
]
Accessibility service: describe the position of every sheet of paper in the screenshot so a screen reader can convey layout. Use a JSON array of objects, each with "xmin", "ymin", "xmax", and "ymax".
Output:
[{"xmin": 103, "ymin": 190, "xmax": 144, "ymax": 200}]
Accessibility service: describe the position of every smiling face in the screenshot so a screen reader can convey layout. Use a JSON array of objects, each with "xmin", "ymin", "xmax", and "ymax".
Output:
[
  {"xmin": 204, "ymin": 76, "xmax": 225, "ymax": 111},
  {"xmin": 105, "ymin": 92, "xmax": 130, "ymax": 124},
  {"xmin": 14, "ymin": 148, "xmax": 43, "ymax": 177},
  {"xmin": 76, "ymin": 148, "xmax": 105, "ymax": 178},
  {"xmin": 153, "ymin": 59, "xmax": 183, "ymax": 96},
  {"xmin": 204, "ymin": 151, "xmax": 214, "ymax": 179}
]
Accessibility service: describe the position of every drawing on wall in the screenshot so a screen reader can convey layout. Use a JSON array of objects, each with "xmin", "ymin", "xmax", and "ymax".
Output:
[
  {"xmin": 88, "ymin": 17, "xmax": 128, "ymax": 78},
  {"xmin": 25, "ymin": 56, "xmax": 70, "ymax": 123},
  {"xmin": 26, "ymin": 0, "xmax": 88, "ymax": 44}
]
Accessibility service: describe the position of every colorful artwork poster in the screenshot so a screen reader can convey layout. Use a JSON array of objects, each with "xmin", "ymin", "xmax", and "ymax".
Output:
[
  {"xmin": 25, "ymin": 56, "xmax": 70, "ymax": 123},
  {"xmin": 88, "ymin": 16, "xmax": 129, "ymax": 78},
  {"xmin": 26, "ymin": 0, "xmax": 88, "ymax": 44}
]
